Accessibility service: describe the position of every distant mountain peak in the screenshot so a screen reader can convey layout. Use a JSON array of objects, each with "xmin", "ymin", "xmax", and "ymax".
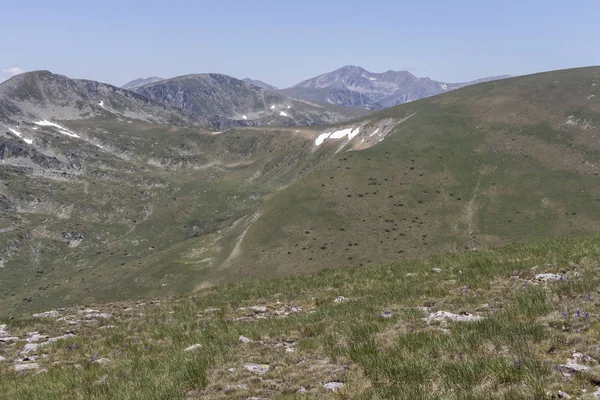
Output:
[
  {"xmin": 121, "ymin": 76, "xmax": 164, "ymax": 90},
  {"xmin": 242, "ymin": 78, "xmax": 278, "ymax": 91},
  {"xmin": 281, "ymin": 66, "xmax": 509, "ymax": 109},
  {"xmin": 130, "ymin": 73, "xmax": 363, "ymax": 129}
]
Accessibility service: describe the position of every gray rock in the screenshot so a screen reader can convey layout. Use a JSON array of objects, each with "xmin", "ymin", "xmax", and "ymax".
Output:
[
  {"xmin": 556, "ymin": 363, "xmax": 590, "ymax": 373},
  {"xmin": 13, "ymin": 363, "xmax": 40, "ymax": 372},
  {"xmin": 20, "ymin": 333, "xmax": 75, "ymax": 354},
  {"xmin": 333, "ymin": 296, "xmax": 349, "ymax": 303},
  {"xmin": 184, "ymin": 344, "xmax": 202, "ymax": 352},
  {"xmin": 26, "ymin": 333, "xmax": 48, "ymax": 343},
  {"xmin": 21, "ymin": 343, "xmax": 42, "ymax": 354},
  {"xmin": 32, "ymin": 310, "xmax": 60, "ymax": 318},
  {"xmin": 535, "ymin": 273, "xmax": 562, "ymax": 281},
  {"xmin": 569, "ymin": 352, "xmax": 597, "ymax": 364},
  {"xmin": 239, "ymin": 335, "xmax": 252, "ymax": 343},
  {"xmin": 248, "ymin": 306, "xmax": 267, "ymax": 313},
  {"xmin": 243, "ymin": 363, "xmax": 270, "ymax": 375},
  {"xmin": 224, "ymin": 383, "xmax": 248, "ymax": 391},
  {"xmin": 323, "ymin": 382, "xmax": 344, "ymax": 391},
  {"xmin": 83, "ymin": 312, "xmax": 112, "ymax": 319},
  {"xmin": 425, "ymin": 311, "xmax": 482, "ymax": 322},
  {"xmin": 557, "ymin": 390, "xmax": 571, "ymax": 399}
]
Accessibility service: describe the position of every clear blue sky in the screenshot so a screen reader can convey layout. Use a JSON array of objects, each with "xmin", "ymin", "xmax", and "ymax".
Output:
[{"xmin": 1, "ymin": 0, "xmax": 599, "ymax": 88}]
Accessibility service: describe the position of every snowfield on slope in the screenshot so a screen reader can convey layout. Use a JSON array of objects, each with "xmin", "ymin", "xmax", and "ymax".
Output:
[
  {"xmin": 34, "ymin": 120, "xmax": 80, "ymax": 138},
  {"xmin": 1, "ymin": 123, "xmax": 34, "ymax": 144},
  {"xmin": 314, "ymin": 127, "xmax": 359, "ymax": 146}
]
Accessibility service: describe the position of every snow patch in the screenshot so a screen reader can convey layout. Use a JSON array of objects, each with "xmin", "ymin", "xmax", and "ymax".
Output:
[
  {"xmin": 279, "ymin": 111, "xmax": 289, "ymax": 117},
  {"xmin": 329, "ymin": 128, "xmax": 354, "ymax": 139},
  {"xmin": 270, "ymin": 105, "xmax": 276, "ymax": 109},
  {"xmin": 8, "ymin": 128, "xmax": 22, "ymax": 138},
  {"xmin": 2, "ymin": 124, "xmax": 33, "ymax": 144},
  {"xmin": 98, "ymin": 101, "xmax": 105, "ymax": 108},
  {"xmin": 34, "ymin": 120, "xmax": 80, "ymax": 138},
  {"xmin": 315, "ymin": 127, "xmax": 360, "ymax": 146},
  {"xmin": 242, "ymin": 116, "xmax": 247, "ymax": 120},
  {"xmin": 441, "ymin": 84, "xmax": 448, "ymax": 90},
  {"xmin": 369, "ymin": 128, "xmax": 380, "ymax": 137},
  {"xmin": 315, "ymin": 132, "xmax": 332, "ymax": 146}
]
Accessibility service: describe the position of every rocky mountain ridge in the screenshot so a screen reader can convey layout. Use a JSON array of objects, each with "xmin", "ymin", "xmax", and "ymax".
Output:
[
  {"xmin": 121, "ymin": 76, "xmax": 165, "ymax": 90},
  {"xmin": 131, "ymin": 73, "xmax": 366, "ymax": 129},
  {"xmin": 0, "ymin": 71, "xmax": 202, "ymax": 128},
  {"xmin": 279, "ymin": 65, "xmax": 511, "ymax": 109},
  {"xmin": 242, "ymin": 78, "xmax": 278, "ymax": 91}
]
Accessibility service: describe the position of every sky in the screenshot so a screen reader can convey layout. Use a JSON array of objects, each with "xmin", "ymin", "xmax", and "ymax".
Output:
[{"xmin": 1, "ymin": 0, "xmax": 599, "ymax": 88}]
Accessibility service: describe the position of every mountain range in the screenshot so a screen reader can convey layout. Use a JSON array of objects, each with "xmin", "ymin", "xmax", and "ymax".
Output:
[
  {"xmin": 0, "ymin": 70, "xmax": 201, "ymax": 127},
  {"xmin": 1, "ymin": 66, "xmax": 599, "ymax": 314},
  {"xmin": 280, "ymin": 65, "xmax": 511, "ymax": 109},
  {"xmin": 122, "ymin": 66, "xmax": 510, "ymax": 112},
  {"xmin": 129, "ymin": 73, "xmax": 366, "ymax": 129}
]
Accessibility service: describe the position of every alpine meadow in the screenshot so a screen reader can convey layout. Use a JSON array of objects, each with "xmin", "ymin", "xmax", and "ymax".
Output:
[{"xmin": 2, "ymin": 1, "xmax": 600, "ymax": 398}]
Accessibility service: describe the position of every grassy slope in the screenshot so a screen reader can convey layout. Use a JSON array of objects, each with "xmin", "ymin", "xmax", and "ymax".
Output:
[
  {"xmin": 2, "ymin": 234, "xmax": 600, "ymax": 398},
  {"xmin": 221, "ymin": 67, "xmax": 600, "ymax": 283},
  {"xmin": 0, "ymin": 119, "xmax": 332, "ymax": 312},
  {"xmin": 2, "ymin": 66, "xmax": 600, "ymax": 315}
]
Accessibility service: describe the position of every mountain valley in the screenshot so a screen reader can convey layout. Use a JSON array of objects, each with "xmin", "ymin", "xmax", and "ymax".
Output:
[{"xmin": 1, "ymin": 66, "xmax": 599, "ymax": 315}]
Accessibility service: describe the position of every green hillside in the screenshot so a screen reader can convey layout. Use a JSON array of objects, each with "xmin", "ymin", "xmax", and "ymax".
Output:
[
  {"xmin": 2, "ymin": 234, "xmax": 600, "ymax": 399},
  {"xmin": 218, "ymin": 67, "xmax": 600, "ymax": 283},
  {"xmin": 1, "ymin": 67, "xmax": 600, "ymax": 313}
]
